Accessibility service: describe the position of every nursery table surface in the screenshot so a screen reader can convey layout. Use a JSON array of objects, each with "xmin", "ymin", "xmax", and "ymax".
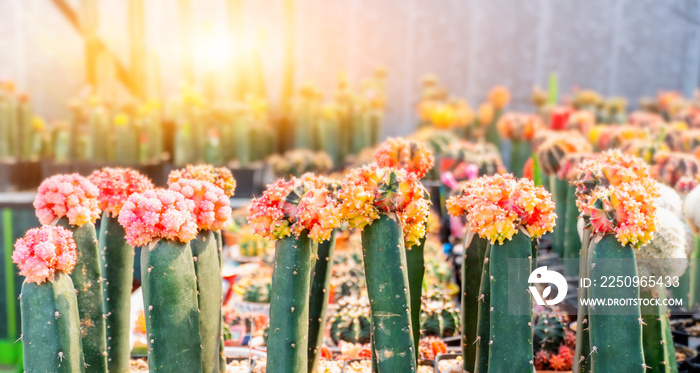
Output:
[{"xmin": 0, "ymin": 193, "xmax": 250, "ymax": 209}]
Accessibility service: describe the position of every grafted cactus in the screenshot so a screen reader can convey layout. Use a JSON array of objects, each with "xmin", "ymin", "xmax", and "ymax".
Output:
[
  {"xmin": 339, "ymin": 165, "xmax": 430, "ymax": 372},
  {"xmin": 34, "ymin": 174, "xmax": 107, "ymax": 372},
  {"xmin": 447, "ymin": 174, "xmax": 556, "ymax": 373},
  {"xmin": 14, "ymin": 226, "xmax": 85, "ymax": 373},
  {"xmin": 248, "ymin": 176, "xmax": 342, "ymax": 372},
  {"xmin": 119, "ymin": 188, "xmax": 202, "ymax": 372},
  {"xmin": 573, "ymin": 151, "xmax": 659, "ymax": 372},
  {"xmin": 89, "ymin": 168, "xmax": 153, "ymax": 373}
]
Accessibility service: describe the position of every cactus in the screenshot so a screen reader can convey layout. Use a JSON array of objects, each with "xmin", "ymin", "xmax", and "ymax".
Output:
[
  {"xmin": 20, "ymin": 272, "xmax": 85, "ymax": 373},
  {"xmin": 496, "ymin": 113, "xmax": 543, "ymax": 177},
  {"xmin": 248, "ymin": 176, "xmax": 342, "ymax": 372},
  {"xmin": 328, "ymin": 296, "xmax": 372, "ymax": 345},
  {"xmin": 640, "ymin": 285, "xmax": 677, "ymax": 373},
  {"xmin": 487, "ymin": 232, "xmax": 534, "ymax": 372},
  {"xmin": 533, "ymin": 314, "xmax": 565, "ymax": 353},
  {"xmin": 141, "ymin": 239, "xmax": 203, "ymax": 372},
  {"xmin": 89, "ymin": 168, "xmax": 153, "ymax": 373},
  {"xmin": 573, "ymin": 150, "xmax": 660, "ymax": 373},
  {"xmin": 447, "ymin": 173, "xmax": 556, "ymax": 373},
  {"xmin": 119, "ymin": 188, "xmax": 202, "ymax": 372},
  {"xmin": 35, "ymin": 174, "xmax": 107, "ymax": 372},
  {"xmin": 308, "ymin": 229, "xmax": 338, "ymax": 372},
  {"xmin": 57, "ymin": 219, "xmax": 108, "ymax": 372},
  {"xmin": 14, "ymin": 226, "xmax": 85, "ymax": 373},
  {"xmin": 168, "ymin": 177, "xmax": 232, "ymax": 373},
  {"xmin": 98, "ymin": 215, "xmax": 133, "ymax": 372},
  {"xmin": 406, "ymin": 233, "xmax": 426, "ymax": 360},
  {"xmin": 267, "ymin": 234, "xmax": 314, "ymax": 372},
  {"xmin": 563, "ymin": 184, "xmax": 581, "ymax": 276},
  {"xmin": 587, "ymin": 235, "xmax": 645, "ymax": 372},
  {"xmin": 420, "ymin": 298, "xmax": 459, "ymax": 338},
  {"xmin": 573, "ymin": 232, "xmax": 592, "ymax": 373},
  {"xmin": 473, "ymin": 242, "xmax": 492, "ymax": 373},
  {"xmin": 360, "ymin": 213, "xmax": 417, "ymax": 372},
  {"xmin": 190, "ymin": 230, "xmax": 223, "ymax": 373},
  {"xmin": 461, "ymin": 232, "xmax": 489, "ymax": 371}
]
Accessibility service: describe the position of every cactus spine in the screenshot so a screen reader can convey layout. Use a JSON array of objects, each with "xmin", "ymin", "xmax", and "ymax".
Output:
[
  {"xmin": 462, "ymin": 232, "xmax": 489, "ymax": 372},
  {"xmin": 190, "ymin": 229, "xmax": 223, "ymax": 373},
  {"xmin": 360, "ymin": 213, "xmax": 416, "ymax": 372},
  {"xmin": 268, "ymin": 233, "xmax": 314, "ymax": 372},
  {"xmin": 141, "ymin": 239, "xmax": 203, "ymax": 372},
  {"xmin": 588, "ymin": 234, "xmax": 644, "ymax": 372},
  {"xmin": 99, "ymin": 213, "xmax": 134, "ymax": 373},
  {"xmin": 308, "ymin": 229, "xmax": 338, "ymax": 372},
  {"xmin": 58, "ymin": 218, "xmax": 108, "ymax": 372},
  {"xmin": 20, "ymin": 271, "xmax": 85, "ymax": 373},
  {"xmin": 640, "ymin": 285, "xmax": 677, "ymax": 373},
  {"xmin": 487, "ymin": 231, "xmax": 533, "ymax": 372}
]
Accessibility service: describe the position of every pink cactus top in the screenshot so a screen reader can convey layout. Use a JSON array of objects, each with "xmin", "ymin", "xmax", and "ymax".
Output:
[
  {"xmin": 338, "ymin": 164, "xmax": 430, "ymax": 248},
  {"xmin": 118, "ymin": 188, "xmax": 198, "ymax": 247},
  {"xmin": 169, "ymin": 179, "xmax": 232, "ymax": 231},
  {"xmin": 574, "ymin": 150, "xmax": 659, "ymax": 247},
  {"xmin": 88, "ymin": 168, "xmax": 154, "ymax": 217},
  {"xmin": 34, "ymin": 174, "xmax": 101, "ymax": 226},
  {"xmin": 374, "ymin": 137, "xmax": 435, "ymax": 178},
  {"xmin": 447, "ymin": 174, "xmax": 556, "ymax": 244},
  {"xmin": 247, "ymin": 177, "xmax": 341, "ymax": 243},
  {"xmin": 168, "ymin": 165, "xmax": 237, "ymax": 197},
  {"xmin": 13, "ymin": 226, "xmax": 77, "ymax": 284}
]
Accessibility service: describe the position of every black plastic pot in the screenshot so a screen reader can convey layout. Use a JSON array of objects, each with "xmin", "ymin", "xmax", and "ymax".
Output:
[
  {"xmin": 230, "ymin": 165, "xmax": 264, "ymax": 199},
  {"xmin": 671, "ymin": 318, "xmax": 700, "ymax": 349}
]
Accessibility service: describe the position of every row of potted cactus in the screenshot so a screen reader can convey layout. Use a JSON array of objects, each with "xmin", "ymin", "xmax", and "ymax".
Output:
[{"xmin": 14, "ymin": 164, "xmax": 235, "ymax": 372}]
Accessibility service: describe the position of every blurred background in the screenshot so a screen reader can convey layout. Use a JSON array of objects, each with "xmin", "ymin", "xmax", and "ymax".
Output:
[{"xmin": 2, "ymin": 0, "xmax": 700, "ymax": 138}]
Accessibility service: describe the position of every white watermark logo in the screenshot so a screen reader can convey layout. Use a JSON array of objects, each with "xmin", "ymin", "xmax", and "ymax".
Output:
[{"xmin": 528, "ymin": 266, "xmax": 567, "ymax": 306}]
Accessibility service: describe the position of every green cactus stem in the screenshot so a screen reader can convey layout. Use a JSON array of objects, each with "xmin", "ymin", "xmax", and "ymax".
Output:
[
  {"xmin": 190, "ymin": 230, "xmax": 223, "ymax": 373},
  {"xmin": 473, "ymin": 241, "xmax": 491, "ymax": 373},
  {"xmin": 573, "ymin": 231, "xmax": 592, "ymax": 373},
  {"xmin": 588, "ymin": 234, "xmax": 644, "ymax": 372},
  {"xmin": 57, "ymin": 218, "xmax": 108, "ymax": 372},
  {"xmin": 267, "ymin": 233, "xmax": 314, "ymax": 372},
  {"xmin": 487, "ymin": 232, "xmax": 533, "ymax": 373},
  {"xmin": 563, "ymin": 184, "xmax": 581, "ymax": 277},
  {"xmin": 98, "ymin": 213, "xmax": 133, "ymax": 373},
  {"xmin": 550, "ymin": 176, "xmax": 569, "ymax": 256},
  {"xmin": 308, "ymin": 229, "xmax": 338, "ymax": 372},
  {"xmin": 18, "ymin": 99, "xmax": 34, "ymax": 161},
  {"xmin": 20, "ymin": 271, "xmax": 85, "ymax": 372},
  {"xmin": 406, "ymin": 226, "xmax": 426, "ymax": 361},
  {"xmin": 486, "ymin": 111, "xmax": 502, "ymax": 151},
  {"xmin": 640, "ymin": 285, "xmax": 677, "ymax": 373},
  {"xmin": 360, "ymin": 213, "xmax": 416, "ymax": 372},
  {"xmin": 461, "ymin": 232, "xmax": 489, "ymax": 372},
  {"xmin": 141, "ymin": 239, "xmax": 202, "ymax": 372},
  {"xmin": 214, "ymin": 229, "xmax": 226, "ymax": 373},
  {"xmin": 509, "ymin": 140, "xmax": 531, "ymax": 178}
]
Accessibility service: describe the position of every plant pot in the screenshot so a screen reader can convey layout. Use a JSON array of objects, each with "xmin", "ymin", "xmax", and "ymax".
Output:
[
  {"xmin": 671, "ymin": 318, "xmax": 700, "ymax": 349},
  {"xmin": 434, "ymin": 353, "xmax": 462, "ymax": 373},
  {"xmin": 0, "ymin": 161, "xmax": 18, "ymax": 192},
  {"xmin": 14, "ymin": 160, "xmax": 42, "ymax": 191},
  {"xmin": 222, "ymin": 230, "xmax": 239, "ymax": 248},
  {"xmin": 230, "ymin": 165, "xmax": 264, "ymax": 198},
  {"xmin": 41, "ymin": 161, "xmax": 74, "ymax": 180}
]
